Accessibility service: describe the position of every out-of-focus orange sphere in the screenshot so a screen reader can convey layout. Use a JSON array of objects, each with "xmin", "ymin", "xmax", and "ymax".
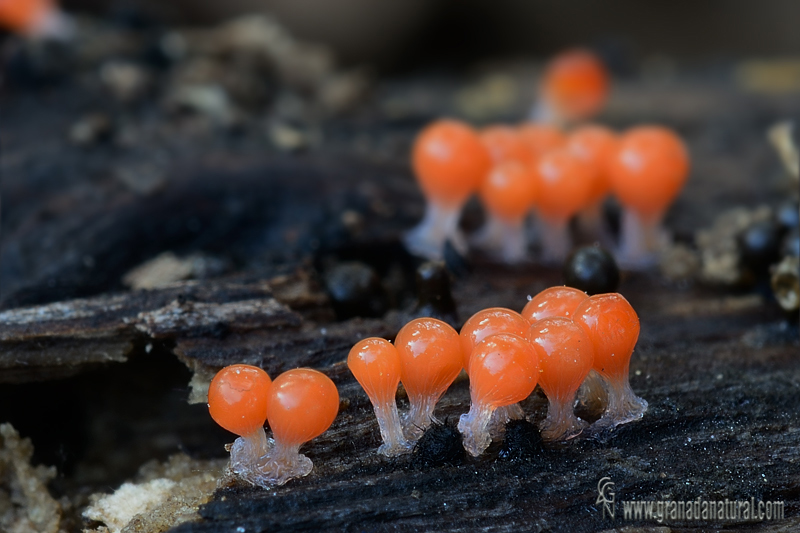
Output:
[
  {"xmin": 0, "ymin": 0, "xmax": 51, "ymax": 34},
  {"xmin": 394, "ymin": 317, "xmax": 462, "ymax": 403},
  {"xmin": 522, "ymin": 286, "xmax": 588, "ymax": 323},
  {"xmin": 533, "ymin": 149, "xmax": 595, "ymax": 222},
  {"xmin": 517, "ymin": 123, "xmax": 566, "ymax": 165},
  {"xmin": 208, "ymin": 364, "xmax": 272, "ymax": 437},
  {"xmin": 412, "ymin": 119, "xmax": 492, "ymax": 207},
  {"xmin": 541, "ymin": 49, "xmax": 609, "ymax": 122},
  {"xmin": 481, "ymin": 125, "xmax": 530, "ymax": 164},
  {"xmin": 608, "ymin": 126, "xmax": 690, "ymax": 220},
  {"xmin": 573, "ymin": 293, "xmax": 640, "ymax": 381},
  {"xmin": 267, "ymin": 368, "xmax": 339, "ymax": 446},
  {"xmin": 468, "ymin": 333, "xmax": 539, "ymax": 408},
  {"xmin": 567, "ymin": 125, "xmax": 618, "ymax": 206},
  {"xmin": 347, "ymin": 338, "xmax": 401, "ymax": 405},
  {"xmin": 460, "ymin": 307, "xmax": 530, "ymax": 371},
  {"xmin": 479, "ymin": 161, "xmax": 538, "ymax": 222}
]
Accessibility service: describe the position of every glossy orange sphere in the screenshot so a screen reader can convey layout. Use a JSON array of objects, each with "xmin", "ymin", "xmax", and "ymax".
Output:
[
  {"xmin": 573, "ymin": 293, "xmax": 640, "ymax": 380},
  {"xmin": 517, "ymin": 123, "xmax": 566, "ymax": 164},
  {"xmin": 460, "ymin": 307, "xmax": 530, "ymax": 371},
  {"xmin": 608, "ymin": 126, "xmax": 689, "ymax": 220},
  {"xmin": 394, "ymin": 317, "xmax": 463, "ymax": 404},
  {"xmin": 208, "ymin": 364, "xmax": 272, "ymax": 437},
  {"xmin": 527, "ymin": 317, "xmax": 594, "ymax": 402},
  {"xmin": 481, "ymin": 125, "xmax": 530, "ymax": 164},
  {"xmin": 567, "ymin": 125, "xmax": 618, "ymax": 206},
  {"xmin": 468, "ymin": 333, "xmax": 539, "ymax": 408},
  {"xmin": 412, "ymin": 119, "xmax": 492, "ymax": 207},
  {"xmin": 541, "ymin": 49, "xmax": 609, "ymax": 122},
  {"xmin": 267, "ymin": 368, "xmax": 340, "ymax": 446},
  {"xmin": 521, "ymin": 286, "xmax": 588, "ymax": 323},
  {"xmin": 479, "ymin": 161, "xmax": 538, "ymax": 222},
  {"xmin": 533, "ymin": 149, "xmax": 595, "ymax": 222},
  {"xmin": 347, "ymin": 338, "xmax": 401, "ymax": 405}
]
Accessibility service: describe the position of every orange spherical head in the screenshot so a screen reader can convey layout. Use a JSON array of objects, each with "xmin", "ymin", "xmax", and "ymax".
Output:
[
  {"xmin": 0, "ymin": 0, "xmax": 52, "ymax": 34},
  {"xmin": 533, "ymin": 149, "xmax": 595, "ymax": 222},
  {"xmin": 573, "ymin": 293, "xmax": 640, "ymax": 381},
  {"xmin": 522, "ymin": 286, "xmax": 588, "ymax": 323},
  {"xmin": 460, "ymin": 308, "xmax": 530, "ymax": 371},
  {"xmin": 608, "ymin": 126, "xmax": 689, "ymax": 221},
  {"xmin": 267, "ymin": 368, "xmax": 339, "ymax": 447},
  {"xmin": 517, "ymin": 123, "xmax": 566, "ymax": 164},
  {"xmin": 394, "ymin": 317, "xmax": 462, "ymax": 404},
  {"xmin": 567, "ymin": 125, "xmax": 618, "ymax": 206},
  {"xmin": 208, "ymin": 364, "xmax": 272, "ymax": 437},
  {"xmin": 527, "ymin": 317, "xmax": 594, "ymax": 402},
  {"xmin": 479, "ymin": 161, "xmax": 538, "ymax": 223},
  {"xmin": 348, "ymin": 338, "xmax": 401, "ymax": 405},
  {"xmin": 541, "ymin": 49, "xmax": 609, "ymax": 122},
  {"xmin": 412, "ymin": 119, "xmax": 492, "ymax": 207},
  {"xmin": 481, "ymin": 126, "xmax": 529, "ymax": 164},
  {"xmin": 468, "ymin": 333, "xmax": 539, "ymax": 408}
]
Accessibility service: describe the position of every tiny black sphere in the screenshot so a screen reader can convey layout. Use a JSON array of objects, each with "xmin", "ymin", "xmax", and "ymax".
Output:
[
  {"xmin": 413, "ymin": 422, "xmax": 464, "ymax": 467},
  {"xmin": 323, "ymin": 261, "xmax": 388, "ymax": 319},
  {"xmin": 738, "ymin": 219, "xmax": 782, "ymax": 275},
  {"xmin": 563, "ymin": 245, "xmax": 620, "ymax": 295}
]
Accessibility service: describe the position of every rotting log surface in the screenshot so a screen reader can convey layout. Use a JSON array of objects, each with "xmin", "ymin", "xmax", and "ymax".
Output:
[{"xmin": 1, "ymin": 40, "xmax": 799, "ymax": 532}]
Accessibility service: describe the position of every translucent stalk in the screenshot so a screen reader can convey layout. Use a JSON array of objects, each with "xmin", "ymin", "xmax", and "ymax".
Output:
[
  {"xmin": 593, "ymin": 374, "xmax": 648, "ymax": 430},
  {"xmin": 404, "ymin": 201, "xmax": 466, "ymax": 260},
  {"xmin": 373, "ymin": 400, "xmax": 413, "ymax": 457},
  {"xmin": 540, "ymin": 394, "xmax": 587, "ymax": 441},
  {"xmin": 457, "ymin": 403, "xmax": 494, "ymax": 457},
  {"xmin": 401, "ymin": 393, "xmax": 440, "ymax": 443},
  {"xmin": 538, "ymin": 218, "xmax": 571, "ymax": 264},
  {"xmin": 487, "ymin": 403, "xmax": 525, "ymax": 437},
  {"xmin": 256, "ymin": 440, "xmax": 314, "ymax": 486},
  {"xmin": 229, "ymin": 428, "xmax": 273, "ymax": 487},
  {"xmin": 471, "ymin": 215, "xmax": 528, "ymax": 264},
  {"xmin": 617, "ymin": 209, "xmax": 668, "ymax": 269},
  {"xmin": 576, "ymin": 203, "xmax": 615, "ymax": 249}
]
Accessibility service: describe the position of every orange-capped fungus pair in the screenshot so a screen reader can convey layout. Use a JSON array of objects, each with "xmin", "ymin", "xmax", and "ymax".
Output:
[
  {"xmin": 523, "ymin": 286, "xmax": 647, "ymax": 438},
  {"xmin": 404, "ymin": 120, "xmax": 492, "ymax": 260},
  {"xmin": 347, "ymin": 317, "xmax": 462, "ymax": 455},
  {"xmin": 609, "ymin": 126, "xmax": 690, "ymax": 268},
  {"xmin": 208, "ymin": 365, "xmax": 339, "ymax": 487}
]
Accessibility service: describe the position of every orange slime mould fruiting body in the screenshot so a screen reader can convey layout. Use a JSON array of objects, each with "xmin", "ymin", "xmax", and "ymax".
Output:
[
  {"xmin": 207, "ymin": 364, "xmax": 273, "ymax": 485},
  {"xmin": 348, "ymin": 338, "xmax": 412, "ymax": 457},
  {"xmin": 458, "ymin": 333, "xmax": 539, "ymax": 456},
  {"xmin": 567, "ymin": 125, "xmax": 619, "ymax": 248},
  {"xmin": 0, "ymin": 0, "xmax": 73, "ymax": 39},
  {"xmin": 259, "ymin": 368, "xmax": 340, "ymax": 486},
  {"xmin": 395, "ymin": 317, "xmax": 463, "ymax": 443},
  {"xmin": 472, "ymin": 161, "xmax": 538, "ymax": 263},
  {"xmin": 405, "ymin": 119, "xmax": 492, "ymax": 260},
  {"xmin": 527, "ymin": 317, "xmax": 594, "ymax": 441},
  {"xmin": 608, "ymin": 125, "xmax": 690, "ymax": 268},
  {"xmin": 522, "ymin": 286, "xmax": 589, "ymax": 324},
  {"xmin": 533, "ymin": 149, "xmax": 595, "ymax": 263},
  {"xmin": 534, "ymin": 49, "xmax": 610, "ymax": 126},
  {"xmin": 573, "ymin": 293, "xmax": 648, "ymax": 431},
  {"xmin": 460, "ymin": 308, "xmax": 531, "ymax": 430}
]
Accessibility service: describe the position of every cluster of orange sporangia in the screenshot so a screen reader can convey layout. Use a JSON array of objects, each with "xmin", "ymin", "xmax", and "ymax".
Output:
[
  {"xmin": 405, "ymin": 50, "xmax": 690, "ymax": 269},
  {"xmin": 348, "ymin": 286, "xmax": 647, "ymax": 458}
]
